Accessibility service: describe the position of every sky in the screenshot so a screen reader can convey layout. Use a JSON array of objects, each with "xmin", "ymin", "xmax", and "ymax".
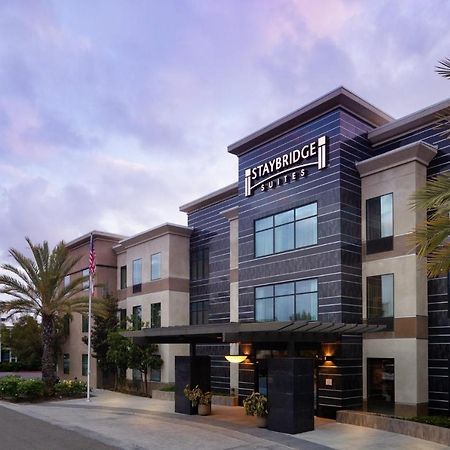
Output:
[{"xmin": 1, "ymin": 0, "xmax": 450, "ymax": 260}]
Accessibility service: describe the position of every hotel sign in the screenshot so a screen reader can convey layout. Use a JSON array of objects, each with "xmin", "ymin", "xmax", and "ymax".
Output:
[{"xmin": 244, "ymin": 135, "xmax": 328, "ymax": 197}]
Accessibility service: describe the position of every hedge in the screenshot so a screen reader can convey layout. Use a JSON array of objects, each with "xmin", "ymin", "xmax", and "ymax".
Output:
[
  {"xmin": 0, "ymin": 376, "xmax": 44, "ymax": 401},
  {"xmin": 53, "ymin": 380, "xmax": 87, "ymax": 397}
]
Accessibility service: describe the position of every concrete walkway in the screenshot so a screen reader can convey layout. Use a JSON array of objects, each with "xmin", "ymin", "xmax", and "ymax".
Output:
[{"xmin": 0, "ymin": 389, "xmax": 447, "ymax": 450}]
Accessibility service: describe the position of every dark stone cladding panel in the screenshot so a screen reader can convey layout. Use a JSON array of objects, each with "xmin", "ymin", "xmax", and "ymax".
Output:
[
  {"xmin": 376, "ymin": 125, "xmax": 450, "ymax": 415},
  {"xmin": 237, "ymin": 109, "xmax": 373, "ymax": 326}
]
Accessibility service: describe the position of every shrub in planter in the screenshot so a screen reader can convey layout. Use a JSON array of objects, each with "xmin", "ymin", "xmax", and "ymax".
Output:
[
  {"xmin": 16, "ymin": 379, "xmax": 44, "ymax": 401},
  {"xmin": 54, "ymin": 380, "xmax": 87, "ymax": 397},
  {"xmin": 0, "ymin": 375, "xmax": 21, "ymax": 399},
  {"xmin": 183, "ymin": 385, "xmax": 212, "ymax": 415},
  {"xmin": 243, "ymin": 392, "xmax": 268, "ymax": 427}
]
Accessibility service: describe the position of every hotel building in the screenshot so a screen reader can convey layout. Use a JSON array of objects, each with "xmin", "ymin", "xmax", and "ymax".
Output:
[{"xmin": 60, "ymin": 87, "xmax": 450, "ymax": 419}]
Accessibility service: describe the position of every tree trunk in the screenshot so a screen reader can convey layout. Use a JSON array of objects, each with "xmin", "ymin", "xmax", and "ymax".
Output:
[
  {"xmin": 41, "ymin": 314, "xmax": 56, "ymax": 390},
  {"xmin": 143, "ymin": 369, "xmax": 148, "ymax": 395}
]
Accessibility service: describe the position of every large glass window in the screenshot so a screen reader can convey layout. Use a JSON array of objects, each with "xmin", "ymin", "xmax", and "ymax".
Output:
[
  {"xmin": 190, "ymin": 248, "xmax": 209, "ymax": 281},
  {"xmin": 255, "ymin": 203, "xmax": 317, "ymax": 257},
  {"xmin": 255, "ymin": 279, "xmax": 318, "ymax": 322},
  {"xmin": 190, "ymin": 301, "xmax": 209, "ymax": 325},
  {"xmin": 150, "ymin": 356, "xmax": 162, "ymax": 382},
  {"xmin": 132, "ymin": 259, "xmax": 142, "ymax": 293},
  {"xmin": 151, "ymin": 303, "xmax": 161, "ymax": 328},
  {"xmin": 151, "ymin": 253, "xmax": 161, "ymax": 280},
  {"xmin": 366, "ymin": 194, "xmax": 393, "ymax": 254},
  {"xmin": 367, "ymin": 358, "xmax": 395, "ymax": 413},
  {"xmin": 82, "ymin": 268, "xmax": 89, "ymax": 290},
  {"xmin": 82, "ymin": 354, "xmax": 88, "ymax": 377},
  {"xmin": 118, "ymin": 308, "xmax": 127, "ymax": 330},
  {"xmin": 132, "ymin": 305, "xmax": 142, "ymax": 330},
  {"xmin": 367, "ymin": 274, "xmax": 394, "ymax": 330},
  {"xmin": 120, "ymin": 266, "xmax": 127, "ymax": 290},
  {"xmin": 63, "ymin": 353, "xmax": 70, "ymax": 375}
]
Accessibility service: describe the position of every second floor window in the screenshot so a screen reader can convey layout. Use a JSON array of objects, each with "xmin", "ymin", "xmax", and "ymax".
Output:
[
  {"xmin": 367, "ymin": 274, "xmax": 394, "ymax": 330},
  {"xmin": 120, "ymin": 265, "xmax": 127, "ymax": 289},
  {"xmin": 132, "ymin": 259, "xmax": 142, "ymax": 293},
  {"xmin": 255, "ymin": 279, "xmax": 318, "ymax": 322},
  {"xmin": 366, "ymin": 193, "xmax": 393, "ymax": 254},
  {"xmin": 151, "ymin": 303, "xmax": 161, "ymax": 328},
  {"xmin": 82, "ymin": 315, "xmax": 89, "ymax": 333},
  {"xmin": 82, "ymin": 268, "xmax": 89, "ymax": 290},
  {"xmin": 190, "ymin": 301, "xmax": 208, "ymax": 325},
  {"xmin": 151, "ymin": 253, "xmax": 161, "ymax": 280},
  {"xmin": 190, "ymin": 248, "xmax": 209, "ymax": 281},
  {"xmin": 132, "ymin": 305, "xmax": 142, "ymax": 330},
  {"xmin": 63, "ymin": 353, "xmax": 70, "ymax": 374},
  {"xmin": 255, "ymin": 203, "xmax": 317, "ymax": 257}
]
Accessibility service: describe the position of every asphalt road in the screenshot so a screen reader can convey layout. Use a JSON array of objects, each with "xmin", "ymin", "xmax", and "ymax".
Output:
[{"xmin": 0, "ymin": 405, "xmax": 119, "ymax": 450}]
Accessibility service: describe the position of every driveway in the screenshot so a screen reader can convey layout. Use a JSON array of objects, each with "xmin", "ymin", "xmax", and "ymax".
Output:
[{"xmin": 0, "ymin": 389, "xmax": 447, "ymax": 450}]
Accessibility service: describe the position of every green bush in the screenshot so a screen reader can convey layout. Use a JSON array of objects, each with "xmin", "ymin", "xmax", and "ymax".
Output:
[
  {"xmin": 53, "ymin": 380, "xmax": 87, "ymax": 397},
  {"xmin": 16, "ymin": 379, "xmax": 44, "ymax": 401},
  {"xmin": 159, "ymin": 385, "xmax": 175, "ymax": 392},
  {"xmin": 0, "ymin": 375, "xmax": 22, "ymax": 398},
  {"xmin": 409, "ymin": 415, "xmax": 450, "ymax": 429}
]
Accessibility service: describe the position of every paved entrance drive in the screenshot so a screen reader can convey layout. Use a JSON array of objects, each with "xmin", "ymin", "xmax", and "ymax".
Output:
[{"xmin": 0, "ymin": 389, "xmax": 447, "ymax": 449}]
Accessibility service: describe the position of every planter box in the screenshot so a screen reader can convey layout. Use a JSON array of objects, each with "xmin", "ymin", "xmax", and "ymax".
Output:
[
  {"xmin": 337, "ymin": 410, "xmax": 450, "ymax": 446},
  {"xmin": 152, "ymin": 390, "xmax": 175, "ymax": 401},
  {"xmin": 212, "ymin": 395, "xmax": 238, "ymax": 406}
]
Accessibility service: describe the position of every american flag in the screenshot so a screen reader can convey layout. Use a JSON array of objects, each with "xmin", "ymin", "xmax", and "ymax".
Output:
[{"xmin": 89, "ymin": 233, "xmax": 96, "ymax": 276}]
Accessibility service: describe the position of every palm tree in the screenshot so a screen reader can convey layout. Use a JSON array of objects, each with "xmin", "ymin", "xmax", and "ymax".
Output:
[
  {"xmin": 436, "ymin": 58, "xmax": 450, "ymax": 79},
  {"xmin": 411, "ymin": 174, "xmax": 450, "ymax": 277},
  {"xmin": 0, "ymin": 238, "xmax": 99, "ymax": 389}
]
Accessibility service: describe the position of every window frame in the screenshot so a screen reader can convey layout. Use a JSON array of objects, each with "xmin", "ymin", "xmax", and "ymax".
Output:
[
  {"xmin": 366, "ymin": 273, "xmax": 394, "ymax": 331},
  {"xmin": 254, "ymin": 202, "xmax": 318, "ymax": 258},
  {"xmin": 366, "ymin": 193, "xmax": 394, "ymax": 254},
  {"xmin": 190, "ymin": 301, "xmax": 209, "ymax": 325},
  {"xmin": 254, "ymin": 278, "xmax": 319, "ymax": 322}
]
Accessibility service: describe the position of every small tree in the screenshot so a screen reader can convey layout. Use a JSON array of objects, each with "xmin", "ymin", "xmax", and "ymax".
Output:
[
  {"xmin": 105, "ymin": 332, "xmax": 129, "ymax": 389},
  {"xmin": 128, "ymin": 343, "xmax": 162, "ymax": 395}
]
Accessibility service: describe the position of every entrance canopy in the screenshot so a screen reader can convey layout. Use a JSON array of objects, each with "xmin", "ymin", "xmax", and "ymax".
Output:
[{"xmin": 123, "ymin": 320, "xmax": 385, "ymax": 345}]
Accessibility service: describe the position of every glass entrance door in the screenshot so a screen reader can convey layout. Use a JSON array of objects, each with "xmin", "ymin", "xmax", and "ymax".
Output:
[{"xmin": 367, "ymin": 358, "xmax": 395, "ymax": 413}]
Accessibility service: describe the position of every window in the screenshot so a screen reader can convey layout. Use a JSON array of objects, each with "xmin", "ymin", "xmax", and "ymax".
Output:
[
  {"xmin": 118, "ymin": 308, "xmax": 127, "ymax": 330},
  {"xmin": 64, "ymin": 275, "xmax": 71, "ymax": 288},
  {"xmin": 190, "ymin": 248, "xmax": 209, "ymax": 281},
  {"xmin": 63, "ymin": 315, "xmax": 71, "ymax": 336},
  {"xmin": 63, "ymin": 354, "xmax": 70, "ymax": 375},
  {"xmin": 150, "ymin": 356, "xmax": 162, "ymax": 382},
  {"xmin": 366, "ymin": 194, "xmax": 393, "ymax": 254},
  {"xmin": 367, "ymin": 358, "xmax": 394, "ymax": 413},
  {"xmin": 132, "ymin": 368, "xmax": 141, "ymax": 382},
  {"xmin": 120, "ymin": 266, "xmax": 127, "ymax": 290},
  {"xmin": 255, "ymin": 279, "xmax": 318, "ymax": 322},
  {"xmin": 255, "ymin": 203, "xmax": 317, "ymax": 257},
  {"xmin": 367, "ymin": 274, "xmax": 394, "ymax": 330},
  {"xmin": 190, "ymin": 301, "xmax": 209, "ymax": 325},
  {"xmin": 82, "ymin": 354, "xmax": 88, "ymax": 377},
  {"xmin": 82, "ymin": 315, "xmax": 89, "ymax": 333},
  {"xmin": 132, "ymin": 259, "xmax": 142, "ymax": 293},
  {"xmin": 151, "ymin": 303, "xmax": 161, "ymax": 328},
  {"xmin": 82, "ymin": 269, "xmax": 89, "ymax": 290},
  {"xmin": 132, "ymin": 305, "xmax": 142, "ymax": 330},
  {"xmin": 151, "ymin": 253, "xmax": 161, "ymax": 280}
]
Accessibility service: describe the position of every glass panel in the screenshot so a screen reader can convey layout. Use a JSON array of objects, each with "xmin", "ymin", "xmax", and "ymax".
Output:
[
  {"xmin": 380, "ymin": 194, "xmax": 393, "ymax": 238},
  {"xmin": 82, "ymin": 315, "xmax": 89, "ymax": 333},
  {"xmin": 82, "ymin": 354, "xmax": 88, "ymax": 376},
  {"xmin": 63, "ymin": 354, "xmax": 70, "ymax": 374},
  {"xmin": 275, "ymin": 295, "xmax": 295, "ymax": 321},
  {"xmin": 367, "ymin": 358, "xmax": 395, "ymax": 413},
  {"xmin": 274, "ymin": 209, "xmax": 294, "ymax": 226},
  {"xmin": 120, "ymin": 266, "xmax": 127, "ymax": 289},
  {"xmin": 255, "ymin": 216, "xmax": 273, "ymax": 232},
  {"xmin": 132, "ymin": 306, "xmax": 142, "ymax": 330},
  {"xmin": 151, "ymin": 303, "xmax": 161, "ymax": 328},
  {"xmin": 296, "ymin": 203, "xmax": 317, "ymax": 219},
  {"xmin": 295, "ymin": 293, "xmax": 318, "ymax": 320},
  {"xmin": 256, "ymin": 298, "xmax": 273, "ymax": 322},
  {"xmin": 82, "ymin": 269, "xmax": 89, "ymax": 290},
  {"xmin": 296, "ymin": 279, "xmax": 318, "ymax": 294},
  {"xmin": 132, "ymin": 259, "xmax": 142, "ymax": 285},
  {"xmin": 64, "ymin": 275, "xmax": 70, "ymax": 288},
  {"xmin": 275, "ymin": 223, "xmax": 295, "ymax": 252},
  {"xmin": 381, "ymin": 274, "xmax": 394, "ymax": 317},
  {"xmin": 274, "ymin": 282, "xmax": 295, "ymax": 296},
  {"xmin": 367, "ymin": 276, "xmax": 383, "ymax": 318},
  {"xmin": 151, "ymin": 253, "xmax": 161, "ymax": 280},
  {"xmin": 255, "ymin": 285, "xmax": 273, "ymax": 299},
  {"xmin": 255, "ymin": 229, "xmax": 273, "ymax": 257},
  {"xmin": 296, "ymin": 216, "xmax": 317, "ymax": 248}
]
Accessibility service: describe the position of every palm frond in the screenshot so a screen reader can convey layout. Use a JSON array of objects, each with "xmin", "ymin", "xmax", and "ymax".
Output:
[
  {"xmin": 410, "ymin": 173, "xmax": 450, "ymax": 215},
  {"xmin": 436, "ymin": 58, "xmax": 450, "ymax": 79}
]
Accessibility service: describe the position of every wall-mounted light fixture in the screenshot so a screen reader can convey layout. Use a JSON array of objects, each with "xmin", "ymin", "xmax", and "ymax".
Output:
[
  {"xmin": 225, "ymin": 342, "xmax": 247, "ymax": 364},
  {"xmin": 324, "ymin": 355, "xmax": 332, "ymax": 362}
]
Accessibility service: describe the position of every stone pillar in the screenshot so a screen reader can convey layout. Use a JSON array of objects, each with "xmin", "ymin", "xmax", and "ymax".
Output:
[
  {"xmin": 268, "ymin": 358, "xmax": 314, "ymax": 434},
  {"xmin": 175, "ymin": 356, "xmax": 210, "ymax": 415}
]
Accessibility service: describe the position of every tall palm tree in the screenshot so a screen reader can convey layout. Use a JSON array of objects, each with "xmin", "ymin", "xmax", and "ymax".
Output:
[
  {"xmin": 0, "ymin": 238, "xmax": 99, "ymax": 389},
  {"xmin": 412, "ymin": 174, "xmax": 450, "ymax": 277}
]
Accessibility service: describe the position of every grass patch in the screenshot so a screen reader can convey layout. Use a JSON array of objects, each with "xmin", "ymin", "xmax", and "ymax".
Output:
[{"xmin": 159, "ymin": 385, "xmax": 175, "ymax": 392}]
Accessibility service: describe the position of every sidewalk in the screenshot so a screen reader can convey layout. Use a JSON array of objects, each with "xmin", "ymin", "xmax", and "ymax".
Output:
[{"xmin": 0, "ymin": 389, "xmax": 447, "ymax": 450}]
